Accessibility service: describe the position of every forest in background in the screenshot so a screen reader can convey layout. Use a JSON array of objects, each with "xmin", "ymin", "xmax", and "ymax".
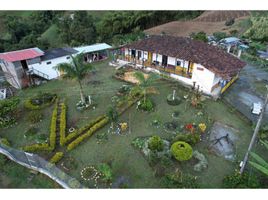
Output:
[{"xmin": 0, "ymin": 11, "xmax": 203, "ymax": 52}]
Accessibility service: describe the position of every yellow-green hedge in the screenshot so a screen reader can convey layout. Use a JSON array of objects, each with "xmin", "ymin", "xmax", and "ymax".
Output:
[
  {"xmin": 22, "ymin": 143, "xmax": 52, "ymax": 152},
  {"xmin": 59, "ymin": 103, "xmax": 67, "ymax": 146},
  {"xmin": 24, "ymin": 96, "xmax": 57, "ymax": 110},
  {"xmin": 67, "ymin": 117, "xmax": 109, "ymax": 151},
  {"xmin": 49, "ymin": 102, "xmax": 58, "ymax": 150},
  {"xmin": 64, "ymin": 115, "xmax": 106, "ymax": 144},
  {"xmin": 50, "ymin": 152, "xmax": 64, "ymax": 164}
]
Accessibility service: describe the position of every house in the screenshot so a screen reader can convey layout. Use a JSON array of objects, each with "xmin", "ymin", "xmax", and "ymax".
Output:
[
  {"xmin": 219, "ymin": 37, "xmax": 249, "ymax": 57},
  {"xmin": 0, "ymin": 47, "xmax": 45, "ymax": 89},
  {"xmin": 116, "ymin": 35, "xmax": 246, "ymax": 97},
  {"xmin": 28, "ymin": 47, "xmax": 78, "ymax": 80},
  {"xmin": 0, "ymin": 47, "xmax": 78, "ymax": 89},
  {"xmin": 74, "ymin": 43, "xmax": 112, "ymax": 63}
]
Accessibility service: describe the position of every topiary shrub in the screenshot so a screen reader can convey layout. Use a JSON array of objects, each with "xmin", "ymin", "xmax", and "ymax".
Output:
[
  {"xmin": 59, "ymin": 103, "xmax": 67, "ymax": 146},
  {"xmin": 137, "ymin": 98, "xmax": 154, "ymax": 112},
  {"xmin": 148, "ymin": 135, "xmax": 164, "ymax": 152},
  {"xmin": 167, "ymin": 94, "xmax": 181, "ymax": 106},
  {"xmin": 171, "ymin": 141, "xmax": 193, "ymax": 161},
  {"xmin": 27, "ymin": 111, "xmax": 43, "ymax": 123}
]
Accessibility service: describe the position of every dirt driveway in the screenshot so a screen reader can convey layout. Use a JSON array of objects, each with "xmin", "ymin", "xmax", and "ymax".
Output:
[{"xmin": 222, "ymin": 65, "xmax": 268, "ymax": 124}]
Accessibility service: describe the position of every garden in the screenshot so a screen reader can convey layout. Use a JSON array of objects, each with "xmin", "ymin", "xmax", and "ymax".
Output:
[{"xmin": 0, "ymin": 59, "xmax": 266, "ymax": 188}]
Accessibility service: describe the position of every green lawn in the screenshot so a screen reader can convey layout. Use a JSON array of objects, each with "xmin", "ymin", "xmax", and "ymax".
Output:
[{"xmin": 0, "ymin": 60, "xmax": 254, "ymax": 188}]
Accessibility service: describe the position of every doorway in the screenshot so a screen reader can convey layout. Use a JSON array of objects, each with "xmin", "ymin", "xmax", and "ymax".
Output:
[{"xmin": 162, "ymin": 55, "xmax": 168, "ymax": 66}]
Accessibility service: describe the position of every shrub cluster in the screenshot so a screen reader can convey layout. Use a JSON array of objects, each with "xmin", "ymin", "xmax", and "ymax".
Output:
[
  {"xmin": 67, "ymin": 117, "xmax": 109, "ymax": 151},
  {"xmin": 50, "ymin": 152, "xmax": 64, "ymax": 164},
  {"xmin": 64, "ymin": 115, "xmax": 106, "ymax": 144},
  {"xmin": 172, "ymin": 133, "xmax": 200, "ymax": 145},
  {"xmin": 171, "ymin": 141, "xmax": 193, "ymax": 161},
  {"xmin": 137, "ymin": 98, "xmax": 154, "ymax": 112},
  {"xmin": 24, "ymin": 93, "xmax": 56, "ymax": 110},
  {"xmin": 0, "ymin": 97, "xmax": 20, "ymax": 128},
  {"xmin": 148, "ymin": 135, "xmax": 164, "ymax": 152},
  {"xmin": 27, "ymin": 111, "xmax": 43, "ymax": 123},
  {"xmin": 59, "ymin": 103, "xmax": 67, "ymax": 146}
]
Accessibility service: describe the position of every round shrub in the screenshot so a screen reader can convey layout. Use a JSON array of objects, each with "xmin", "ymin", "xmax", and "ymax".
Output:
[
  {"xmin": 167, "ymin": 94, "xmax": 181, "ymax": 106},
  {"xmin": 171, "ymin": 141, "xmax": 193, "ymax": 161},
  {"xmin": 172, "ymin": 133, "xmax": 200, "ymax": 145},
  {"xmin": 27, "ymin": 111, "xmax": 43, "ymax": 123},
  {"xmin": 148, "ymin": 135, "xmax": 164, "ymax": 152},
  {"xmin": 137, "ymin": 98, "xmax": 154, "ymax": 112}
]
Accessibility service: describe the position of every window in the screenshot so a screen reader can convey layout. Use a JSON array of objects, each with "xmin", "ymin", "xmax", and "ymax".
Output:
[
  {"xmin": 66, "ymin": 56, "xmax": 71, "ymax": 59},
  {"xmin": 176, "ymin": 60, "xmax": 181, "ymax": 66},
  {"xmin": 46, "ymin": 61, "xmax": 52, "ymax": 65}
]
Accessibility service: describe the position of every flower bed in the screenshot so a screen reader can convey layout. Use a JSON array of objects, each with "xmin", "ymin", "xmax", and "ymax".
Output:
[{"xmin": 24, "ymin": 93, "xmax": 57, "ymax": 110}]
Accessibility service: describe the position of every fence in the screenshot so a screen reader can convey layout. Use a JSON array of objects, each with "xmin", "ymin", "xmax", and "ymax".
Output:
[{"xmin": 0, "ymin": 142, "xmax": 84, "ymax": 189}]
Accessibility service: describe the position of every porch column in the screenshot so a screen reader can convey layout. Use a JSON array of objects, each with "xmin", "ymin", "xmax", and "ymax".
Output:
[
  {"xmin": 227, "ymin": 45, "xmax": 231, "ymax": 53},
  {"xmin": 237, "ymin": 49, "xmax": 242, "ymax": 58}
]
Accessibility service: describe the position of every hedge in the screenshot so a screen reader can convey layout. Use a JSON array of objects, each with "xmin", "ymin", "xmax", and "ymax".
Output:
[
  {"xmin": 59, "ymin": 103, "xmax": 67, "ymax": 146},
  {"xmin": 67, "ymin": 117, "xmax": 109, "ymax": 151},
  {"xmin": 24, "ymin": 95, "xmax": 57, "ymax": 110},
  {"xmin": 22, "ymin": 143, "xmax": 52, "ymax": 152},
  {"xmin": 49, "ymin": 102, "xmax": 58, "ymax": 150},
  {"xmin": 50, "ymin": 152, "xmax": 64, "ymax": 164},
  {"xmin": 64, "ymin": 115, "xmax": 106, "ymax": 144}
]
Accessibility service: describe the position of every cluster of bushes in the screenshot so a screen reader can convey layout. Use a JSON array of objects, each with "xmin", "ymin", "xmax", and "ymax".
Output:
[
  {"xmin": 50, "ymin": 152, "xmax": 64, "ymax": 164},
  {"xmin": 148, "ymin": 135, "xmax": 164, "ymax": 152},
  {"xmin": 64, "ymin": 115, "xmax": 106, "ymax": 145},
  {"xmin": 161, "ymin": 171, "xmax": 199, "ymax": 188},
  {"xmin": 59, "ymin": 103, "xmax": 67, "ymax": 146},
  {"xmin": 241, "ymin": 53, "xmax": 268, "ymax": 69},
  {"xmin": 0, "ymin": 97, "xmax": 20, "ymax": 129},
  {"xmin": 137, "ymin": 98, "xmax": 154, "ymax": 112},
  {"xmin": 67, "ymin": 117, "xmax": 109, "ymax": 151},
  {"xmin": 27, "ymin": 111, "xmax": 43, "ymax": 123},
  {"xmin": 24, "ymin": 93, "xmax": 57, "ymax": 110},
  {"xmin": 170, "ymin": 141, "xmax": 193, "ymax": 161},
  {"xmin": 172, "ymin": 133, "xmax": 200, "ymax": 145},
  {"xmin": 222, "ymin": 171, "xmax": 260, "ymax": 188}
]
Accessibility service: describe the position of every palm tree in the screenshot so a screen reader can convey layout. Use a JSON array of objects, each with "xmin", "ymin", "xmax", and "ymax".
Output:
[
  {"xmin": 54, "ymin": 53, "xmax": 93, "ymax": 104},
  {"xmin": 249, "ymin": 140, "xmax": 268, "ymax": 176},
  {"xmin": 134, "ymin": 71, "xmax": 158, "ymax": 104}
]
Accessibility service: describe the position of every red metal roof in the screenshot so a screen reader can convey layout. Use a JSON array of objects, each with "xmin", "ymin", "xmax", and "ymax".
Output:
[{"xmin": 0, "ymin": 47, "xmax": 44, "ymax": 62}]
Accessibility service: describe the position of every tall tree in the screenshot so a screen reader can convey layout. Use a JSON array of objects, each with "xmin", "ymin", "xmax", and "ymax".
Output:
[
  {"xmin": 54, "ymin": 53, "xmax": 93, "ymax": 103},
  {"xmin": 134, "ymin": 72, "xmax": 158, "ymax": 103}
]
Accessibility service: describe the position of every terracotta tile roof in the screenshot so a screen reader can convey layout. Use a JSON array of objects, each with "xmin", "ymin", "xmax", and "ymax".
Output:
[
  {"xmin": 0, "ymin": 47, "xmax": 44, "ymax": 62},
  {"xmin": 125, "ymin": 35, "xmax": 246, "ymax": 78}
]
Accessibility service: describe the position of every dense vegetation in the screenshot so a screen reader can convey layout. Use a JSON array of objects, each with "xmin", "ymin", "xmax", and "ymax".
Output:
[{"xmin": 0, "ymin": 11, "xmax": 203, "ymax": 52}]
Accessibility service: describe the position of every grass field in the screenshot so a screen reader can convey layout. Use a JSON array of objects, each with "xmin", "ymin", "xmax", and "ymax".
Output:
[{"xmin": 0, "ymin": 60, "xmax": 255, "ymax": 188}]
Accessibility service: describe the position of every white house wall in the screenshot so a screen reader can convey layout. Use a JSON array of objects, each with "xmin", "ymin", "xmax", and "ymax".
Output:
[
  {"xmin": 192, "ymin": 63, "xmax": 215, "ymax": 93},
  {"xmin": 168, "ymin": 57, "xmax": 176, "ymax": 65},
  {"xmin": 28, "ymin": 56, "xmax": 72, "ymax": 80}
]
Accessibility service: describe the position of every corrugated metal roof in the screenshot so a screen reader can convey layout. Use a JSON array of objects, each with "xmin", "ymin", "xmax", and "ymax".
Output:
[
  {"xmin": 74, "ymin": 43, "xmax": 112, "ymax": 54},
  {"xmin": 0, "ymin": 47, "xmax": 44, "ymax": 62},
  {"xmin": 41, "ymin": 47, "xmax": 78, "ymax": 61}
]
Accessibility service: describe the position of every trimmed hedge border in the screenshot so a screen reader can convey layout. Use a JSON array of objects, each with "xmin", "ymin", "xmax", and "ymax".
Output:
[
  {"xmin": 22, "ymin": 101, "xmax": 58, "ymax": 153},
  {"xmin": 67, "ymin": 117, "xmax": 109, "ymax": 151},
  {"xmin": 24, "ymin": 95, "xmax": 57, "ymax": 110},
  {"xmin": 64, "ymin": 115, "xmax": 106, "ymax": 145},
  {"xmin": 50, "ymin": 152, "xmax": 64, "ymax": 164},
  {"xmin": 59, "ymin": 103, "xmax": 67, "ymax": 147}
]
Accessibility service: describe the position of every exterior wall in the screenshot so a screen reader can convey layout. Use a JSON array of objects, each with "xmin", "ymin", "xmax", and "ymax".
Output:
[
  {"xmin": 191, "ymin": 63, "xmax": 216, "ymax": 94},
  {"xmin": 0, "ymin": 60, "xmax": 22, "ymax": 89},
  {"xmin": 168, "ymin": 56, "xmax": 176, "ymax": 65},
  {"xmin": 28, "ymin": 56, "xmax": 72, "ymax": 80}
]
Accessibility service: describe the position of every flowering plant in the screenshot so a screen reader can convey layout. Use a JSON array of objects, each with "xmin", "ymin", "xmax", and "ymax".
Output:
[
  {"xmin": 198, "ymin": 123, "xmax": 206, "ymax": 133},
  {"xmin": 185, "ymin": 123, "xmax": 195, "ymax": 133}
]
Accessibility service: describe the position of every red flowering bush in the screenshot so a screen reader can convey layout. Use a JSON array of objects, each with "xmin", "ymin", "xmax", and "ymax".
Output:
[{"xmin": 185, "ymin": 124, "xmax": 195, "ymax": 133}]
